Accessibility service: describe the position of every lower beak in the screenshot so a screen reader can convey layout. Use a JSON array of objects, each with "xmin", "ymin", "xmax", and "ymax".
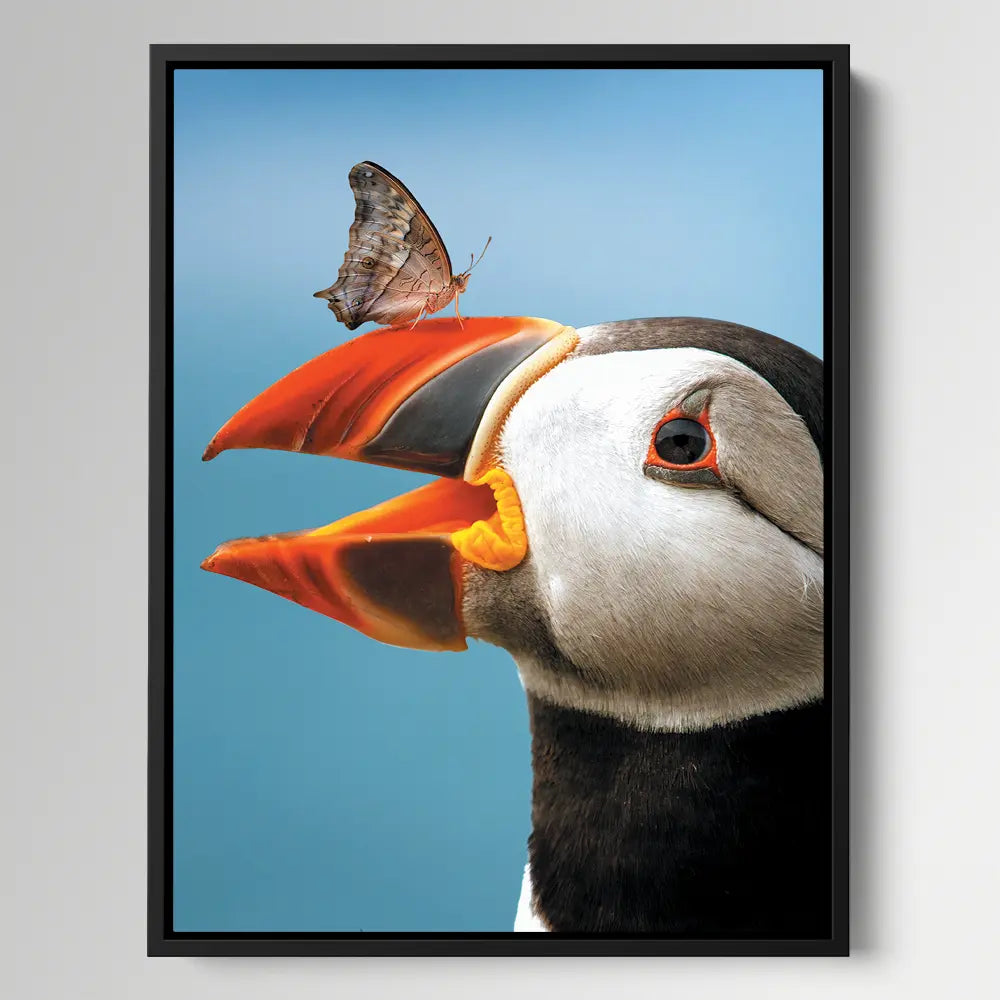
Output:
[{"xmin": 200, "ymin": 316, "xmax": 576, "ymax": 651}]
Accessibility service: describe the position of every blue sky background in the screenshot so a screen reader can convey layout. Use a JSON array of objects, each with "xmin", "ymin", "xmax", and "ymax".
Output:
[{"xmin": 173, "ymin": 67, "xmax": 823, "ymax": 932}]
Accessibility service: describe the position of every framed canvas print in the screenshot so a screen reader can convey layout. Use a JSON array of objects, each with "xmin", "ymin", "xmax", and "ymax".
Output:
[{"xmin": 149, "ymin": 43, "xmax": 850, "ymax": 956}]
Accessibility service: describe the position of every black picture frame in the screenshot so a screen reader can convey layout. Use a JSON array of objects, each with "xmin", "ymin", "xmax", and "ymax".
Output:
[{"xmin": 149, "ymin": 43, "xmax": 850, "ymax": 957}]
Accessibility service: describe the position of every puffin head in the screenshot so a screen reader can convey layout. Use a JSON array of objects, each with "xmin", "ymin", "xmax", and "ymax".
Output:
[{"xmin": 201, "ymin": 315, "xmax": 823, "ymax": 733}]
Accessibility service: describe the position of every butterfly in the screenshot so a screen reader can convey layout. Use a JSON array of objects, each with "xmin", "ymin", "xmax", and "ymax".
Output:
[{"xmin": 314, "ymin": 161, "xmax": 490, "ymax": 330}]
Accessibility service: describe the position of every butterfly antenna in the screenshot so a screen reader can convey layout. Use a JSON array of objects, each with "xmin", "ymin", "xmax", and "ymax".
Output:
[{"xmin": 466, "ymin": 235, "xmax": 492, "ymax": 274}]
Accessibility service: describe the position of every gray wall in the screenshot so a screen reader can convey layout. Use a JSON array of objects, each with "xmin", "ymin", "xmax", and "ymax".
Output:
[{"xmin": 6, "ymin": 2, "xmax": 999, "ymax": 996}]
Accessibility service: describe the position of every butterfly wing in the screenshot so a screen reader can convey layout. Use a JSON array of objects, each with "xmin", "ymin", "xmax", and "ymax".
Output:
[{"xmin": 316, "ymin": 162, "xmax": 454, "ymax": 329}]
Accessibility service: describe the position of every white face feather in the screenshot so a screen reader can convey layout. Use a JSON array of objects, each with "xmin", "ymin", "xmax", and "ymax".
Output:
[{"xmin": 491, "ymin": 347, "xmax": 824, "ymax": 732}]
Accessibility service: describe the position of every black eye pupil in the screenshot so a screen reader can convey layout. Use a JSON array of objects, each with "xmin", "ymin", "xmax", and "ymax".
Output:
[{"xmin": 654, "ymin": 418, "xmax": 710, "ymax": 465}]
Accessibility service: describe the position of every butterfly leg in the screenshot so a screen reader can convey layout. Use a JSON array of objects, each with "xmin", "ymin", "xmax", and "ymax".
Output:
[
  {"xmin": 454, "ymin": 295, "xmax": 465, "ymax": 330},
  {"xmin": 408, "ymin": 308, "xmax": 427, "ymax": 331}
]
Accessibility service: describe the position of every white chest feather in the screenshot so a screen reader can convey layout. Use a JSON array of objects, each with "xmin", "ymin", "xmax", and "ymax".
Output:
[{"xmin": 513, "ymin": 863, "xmax": 548, "ymax": 932}]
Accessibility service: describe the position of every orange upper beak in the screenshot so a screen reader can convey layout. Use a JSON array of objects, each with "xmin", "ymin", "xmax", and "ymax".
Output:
[{"xmin": 200, "ymin": 316, "xmax": 577, "ymax": 651}]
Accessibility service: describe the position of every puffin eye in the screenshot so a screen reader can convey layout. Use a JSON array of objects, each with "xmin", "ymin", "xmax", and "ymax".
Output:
[
  {"xmin": 653, "ymin": 418, "xmax": 710, "ymax": 466},
  {"xmin": 644, "ymin": 405, "xmax": 720, "ymax": 483}
]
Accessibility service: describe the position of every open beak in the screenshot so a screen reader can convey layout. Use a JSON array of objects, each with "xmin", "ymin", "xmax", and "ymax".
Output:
[{"xmin": 200, "ymin": 316, "xmax": 577, "ymax": 651}]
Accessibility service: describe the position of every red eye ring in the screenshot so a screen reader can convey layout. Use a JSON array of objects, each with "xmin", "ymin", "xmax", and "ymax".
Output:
[{"xmin": 645, "ymin": 406, "xmax": 720, "ymax": 476}]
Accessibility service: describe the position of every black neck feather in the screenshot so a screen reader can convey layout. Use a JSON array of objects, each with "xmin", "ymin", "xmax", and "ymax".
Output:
[{"xmin": 527, "ymin": 695, "xmax": 832, "ymax": 936}]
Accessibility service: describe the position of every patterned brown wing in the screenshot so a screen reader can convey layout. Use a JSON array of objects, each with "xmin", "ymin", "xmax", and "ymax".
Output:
[{"xmin": 314, "ymin": 162, "xmax": 454, "ymax": 330}]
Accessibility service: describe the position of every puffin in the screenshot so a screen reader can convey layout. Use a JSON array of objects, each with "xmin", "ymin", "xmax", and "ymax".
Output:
[{"xmin": 200, "ymin": 314, "xmax": 828, "ymax": 937}]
